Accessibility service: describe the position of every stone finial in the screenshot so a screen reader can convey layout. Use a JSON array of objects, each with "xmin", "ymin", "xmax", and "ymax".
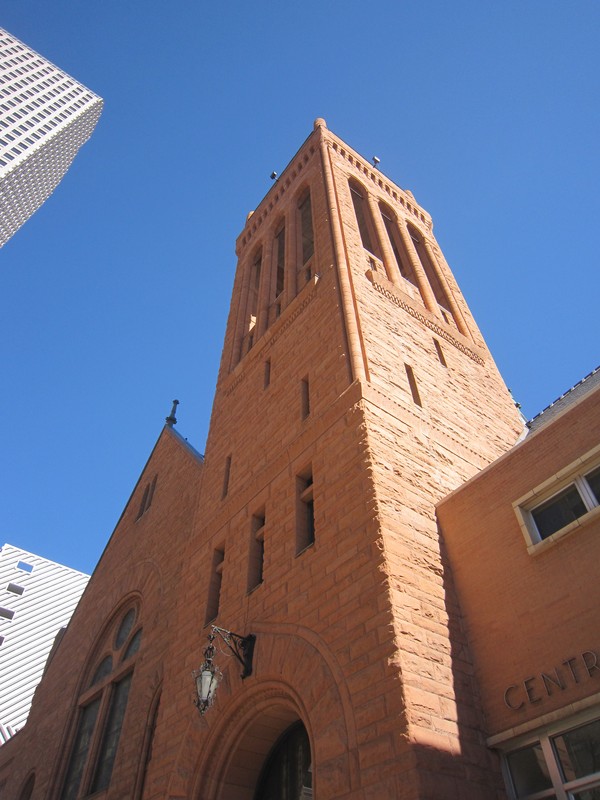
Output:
[
  {"xmin": 166, "ymin": 399, "xmax": 179, "ymax": 427},
  {"xmin": 314, "ymin": 118, "xmax": 327, "ymax": 129}
]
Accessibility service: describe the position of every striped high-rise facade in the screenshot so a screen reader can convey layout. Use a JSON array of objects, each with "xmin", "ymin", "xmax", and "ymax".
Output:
[
  {"xmin": 0, "ymin": 28, "xmax": 102, "ymax": 246},
  {"xmin": 0, "ymin": 544, "xmax": 89, "ymax": 741}
]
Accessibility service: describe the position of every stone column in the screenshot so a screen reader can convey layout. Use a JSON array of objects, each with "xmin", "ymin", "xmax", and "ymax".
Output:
[
  {"xmin": 397, "ymin": 221, "xmax": 438, "ymax": 314},
  {"xmin": 422, "ymin": 237, "xmax": 470, "ymax": 336},
  {"xmin": 367, "ymin": 193, "xmax": 401, "ymax": 287}
]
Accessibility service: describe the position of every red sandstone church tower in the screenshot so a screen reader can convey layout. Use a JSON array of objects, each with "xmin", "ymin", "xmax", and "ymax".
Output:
[{"xmin": 0, "ymin": 120, "xmax": 524, "ymax": 799}]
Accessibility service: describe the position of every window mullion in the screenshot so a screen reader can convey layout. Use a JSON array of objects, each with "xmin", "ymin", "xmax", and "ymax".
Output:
[
  {"xmin": 575, "ymin": 475, "xmax": 597, "ymax": 511},
  {"xmin": 539, "ymin": 736, "xmax": 568, "ymax": 800},
  {"xmin": 78, "ymin": 687, "xmax": 113, "ymax": 798}
]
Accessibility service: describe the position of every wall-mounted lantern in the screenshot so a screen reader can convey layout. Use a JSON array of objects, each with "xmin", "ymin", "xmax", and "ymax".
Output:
[{"xmin": 193, "ymin": 626, "xmax": 256, "ymax": 715}]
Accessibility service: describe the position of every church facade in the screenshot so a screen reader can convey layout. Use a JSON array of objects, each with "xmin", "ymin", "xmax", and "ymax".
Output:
[{"xmin": 1, "ymin": 120, "xmax": 598, "ymax": 800}]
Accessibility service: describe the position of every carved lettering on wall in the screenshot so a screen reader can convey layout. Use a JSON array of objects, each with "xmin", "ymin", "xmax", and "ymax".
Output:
[{"xmin": 503, "ymin": 651, "xmax": 600, "ymax": 711}]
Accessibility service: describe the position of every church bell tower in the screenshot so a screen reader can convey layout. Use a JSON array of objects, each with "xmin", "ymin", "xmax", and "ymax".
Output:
[{"xmin": 182, "ymin": 118, "xmax": 524, "ymax": 799}]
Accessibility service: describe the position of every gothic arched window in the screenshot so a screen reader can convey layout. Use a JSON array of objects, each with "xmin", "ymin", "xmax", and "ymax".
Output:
[
  {"xmin": 379, "ymin": 203, "xmax": 419, "ymax": 289},
  {"xmin": 254, "ymin": 721, "xmax": 312, "ymax": 800},
  {"xmin": 60, "ymin": 606, "xmax": 143, "ymax": 800},
  {"xmin": 297, "ymin": 190, "xmax": 314, "ymax": 287},
  {"xmin": 407, "ymin": 223, "xmax": 453, "ymax": 320},
  {"xmin": 349, "ymin": 181, "xmax": 380, "ymax": 259},
  {"xmin": 246, "ymin": 247, "xmax": 263, "ymax": 351}
]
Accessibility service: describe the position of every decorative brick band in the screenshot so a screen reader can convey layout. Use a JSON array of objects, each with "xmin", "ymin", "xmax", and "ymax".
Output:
[{"xmin": 369, "ymin": 274, "xmax": 485, "ymax": 365}]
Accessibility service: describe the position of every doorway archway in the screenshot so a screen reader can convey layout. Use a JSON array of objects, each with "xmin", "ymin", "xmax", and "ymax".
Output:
[{"xmin": 254, "ymin": 720, "xmax": 312, "ymax": 799}]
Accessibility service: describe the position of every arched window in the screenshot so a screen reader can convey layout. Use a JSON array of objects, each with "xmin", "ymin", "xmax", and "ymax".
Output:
[
  {"xmin": 60, "ymin": 607, "xmax": 143, "ymax": 800},
  {"xmin": 273, "ymin": 223, "xmax": 286, "ymax": 303},
  {"xmin": 246, "ymin": 248, "xmax": 262, "ymax": 351},
  {"xmin": 379, "ymin": 203, "xmax": 419, "ymax": 288},
  {"xmin": 297, "ymin": 190, "xmax": 314, "ymax": 286},
  {"xmin": 349, "ymin": 181, "xmax": 380, "ymax": 259},
  {"xmin": 254, "ymin": 721, "xmax": 312, "ymax": 800},
  {"xmin": 407, "ymin": 224, "xmax": 454, "ymax": 321},
  {"xmin": 17, "ymin": 773, "xmax": 34, "ymax": 800}
]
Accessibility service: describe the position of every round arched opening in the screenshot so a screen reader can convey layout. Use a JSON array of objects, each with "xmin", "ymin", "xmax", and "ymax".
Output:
[{"xmin": 254, "ymin": 721, "xmax": 312, "ymax": 800}]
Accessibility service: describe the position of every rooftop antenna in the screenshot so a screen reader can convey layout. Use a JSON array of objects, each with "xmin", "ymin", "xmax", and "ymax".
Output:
[
  {"xmin": 166, "ymin": 399, "xmax": 179, "ymax": 427},
  {"xmin": 270, "ymin": 171, "xmax": 278, "ymax": 182}
]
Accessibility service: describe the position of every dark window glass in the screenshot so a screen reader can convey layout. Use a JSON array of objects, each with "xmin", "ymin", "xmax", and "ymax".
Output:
[
  {"xmin": 60, "ymin": 698, "xmax": 101, "ymax": 800},
  {"xmin": 90, "ymin": 656, "xmax": 113, "ymax": 687},
  {"xmin": 553, "ymin": 718, "xmax": 600, "ymax": 782},
  {"xmin": 115, "ymin": 608, "xmax": 136, "ymax": 649},
  {"xmin": 0, "ymin": 607, "xmax": 15, "ymax": 621},
  {"xmin": 506, "ymin": 743, "xmax": 553, "ymax": 798},
  {"xmin": 532, "ymin": 485, "xmax": 588, "ymax": 539},
  {"xmin": 585, "ymin": 467, "xmax": 600, "ymax": 504},
  {"xmin": 122, "ymin": 628, "xmax": 142, "ymax": 661},
  {"xmin": 254, "ymin": 722, "xmax": 312, "ymax": 800},
  {"xmin": 90, "ymin": 673, "xmax": 132, "ymax": 793},
  {"xmin": 571, "ymin": 788, "xmax": 600, "ymax": 800},
  {"xmin": 7, "ymin": 583, "xmax": 24, "ymax": 595}
]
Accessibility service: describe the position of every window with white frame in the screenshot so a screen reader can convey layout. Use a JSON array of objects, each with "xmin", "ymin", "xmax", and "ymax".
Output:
[
  {"xmin": 503, "ymin": 714, "xmax": 600, "ymax": 799},
  {"xmin": 514, "ymin": 454, "xmax": 600, "ymax": 550}
]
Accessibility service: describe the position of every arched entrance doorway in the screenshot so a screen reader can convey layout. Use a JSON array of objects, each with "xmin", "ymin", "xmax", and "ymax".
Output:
[{"xmin": 254, "ymin": 721, "xmax": 312, "ymax": 799}]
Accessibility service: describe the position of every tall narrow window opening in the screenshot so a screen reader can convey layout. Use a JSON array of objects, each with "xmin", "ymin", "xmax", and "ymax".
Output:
[
  {"xmin": 296, "ymin": 469, "xmax": 315, "ymax": 554},
  {"xmin": 301, "ymin": 376, "xmax": 310, "ymax": 419},
  {"xmin": 205, "ymin": 548, "xmax": 224, "ymax": 624},
  {"xmin": 380, "ymin": 205, "xmax": 418, "ymax": 286},
  {"xmin": 90, "ymin": 673, "xmax": 132, "ymax": 793},
  {"xmin": 408, "ymin": 225, "xmax": 453, "ymax": 319},
  {"xmin": 246, "ymin": 249, "xmax": 262, "ymax": 351},
  {"xmin": 405, "ymin": 364, "xmax": 423, "ymax": 407},
  {"xmin": 274, "ymin": 225, "xmax": 285, "ymax": 300},
  {"xmin": 136, "ymin": 475, "xmax": 157, "ymax": 520},
  {"xmin": 264, "ymin": 358, "xmax": 271, "ymax": 388},
  {"xmin": 222, "ymin": 455, "xmax": 232, "ymax": 499},
  {"xmin": 298, "ymin": 192, "xmax": 314, "ymax": 284},
  {"xmin": 248, "ymin": 511, "xmax": 265, "ymax": 592},
  {"xmin": 433, "ymin": 338, "xmax": 447, "ymax": 367},
  {"xmin": 350, "ymin": 182, "xmax": 379, "ymax": 258}
]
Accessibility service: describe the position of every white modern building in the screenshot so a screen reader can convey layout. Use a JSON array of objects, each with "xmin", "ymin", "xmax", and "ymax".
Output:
[
  {"xmin": 0, "ymin": 27, "xmax": 103, "ymax": 246},
  {"xmin": 0, "ymin": 544, "xmax": 89, "ymax": 742}
]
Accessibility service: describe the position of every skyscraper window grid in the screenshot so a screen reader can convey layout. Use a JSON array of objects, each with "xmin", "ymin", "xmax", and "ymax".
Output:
[{"xmin": 0, "ymin": 27, "xmax": 102, "ymax": 246}]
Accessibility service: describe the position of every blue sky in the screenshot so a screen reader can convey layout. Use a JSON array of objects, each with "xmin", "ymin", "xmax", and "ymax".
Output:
[{"xmin": 1, "ymin": 1, "xmax": 598, "ymax": 575}]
